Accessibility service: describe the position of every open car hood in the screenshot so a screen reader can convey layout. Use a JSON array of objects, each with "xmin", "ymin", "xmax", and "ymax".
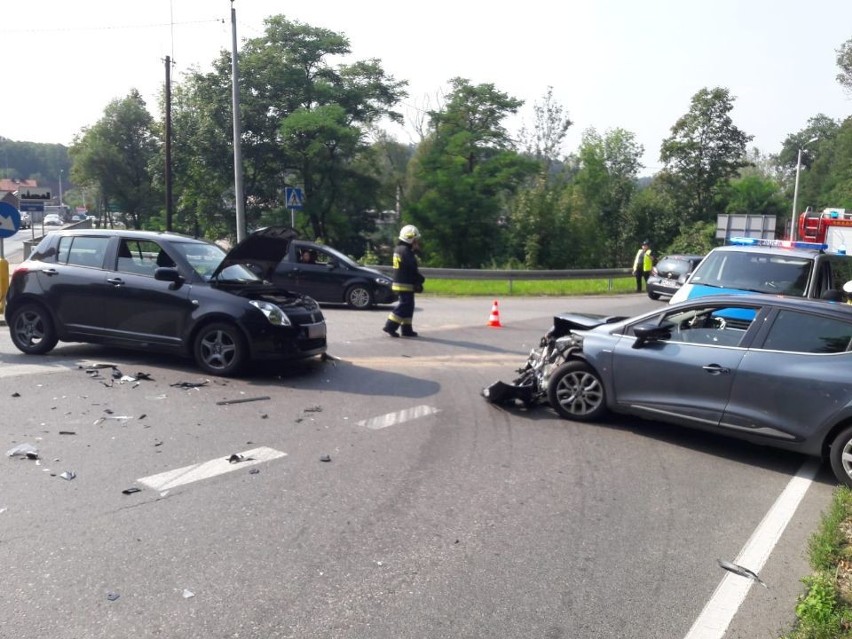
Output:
[{"xmin": 212, "ymin": 226, "xmax": 298, "ymax": 280}]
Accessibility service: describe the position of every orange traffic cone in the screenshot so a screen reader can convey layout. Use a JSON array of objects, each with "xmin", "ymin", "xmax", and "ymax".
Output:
[{"xmin": 487, "ymin": 300, "xmax": 502, "ymax": 327}]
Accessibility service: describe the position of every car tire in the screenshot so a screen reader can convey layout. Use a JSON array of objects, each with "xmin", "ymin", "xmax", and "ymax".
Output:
[
  {"xmin": 345, "ymin": 285, "xmax": 373, "ymax": 309},
  {"xmin": 9, "ymin": 302, "xmax": 59, "ymax": 355},
  {"xmin": 193, "ymin": 322, "xmax": 247, "ymax": 377},
  {"xmin": 829, "ymin": 425, "xmax": 852, "ymax": 488},
  {"xmin": 546, "ymin": 360, "xmax": 608, "ymax": 421},
  {"xmin": 648, "ymin": 291, "xmax": 661, "ymax": 300}
]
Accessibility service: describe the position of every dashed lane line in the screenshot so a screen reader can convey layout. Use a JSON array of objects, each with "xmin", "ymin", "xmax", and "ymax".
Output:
[
  {"xmin": 357, "ymin": 405, "xmax": 441, "ymax": 430},
  {"xmin": 137, "ymin": 446, "xmax": 287, "ymax": 492}
]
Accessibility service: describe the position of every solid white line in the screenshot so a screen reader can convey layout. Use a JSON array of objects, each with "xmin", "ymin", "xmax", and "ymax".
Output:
[
  {"xmin": 138, "ymin": 446, "xmax": 287, "ymax": 492},
  {"xmin": 683, "ymin": 459, "xmax": 820, "ymax": 639},
  {"xmin": 357, "ymin": 405, "xmax": 441, "ymax": 430}
]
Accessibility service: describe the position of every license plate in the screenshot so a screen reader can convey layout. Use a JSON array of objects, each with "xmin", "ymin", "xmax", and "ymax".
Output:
[
  {"xmin": 306, "ymin": 322, "xmax": 326, "ymax": 339},
  {"xmin": 660, "ymin": 279, "xmax": 678, "ymax": 288}
]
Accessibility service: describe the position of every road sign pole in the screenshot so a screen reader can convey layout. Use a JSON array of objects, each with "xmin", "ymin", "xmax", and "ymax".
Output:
[{"xmin": 290, "ymin": 207, "xmax": 295, "ymax": 228}]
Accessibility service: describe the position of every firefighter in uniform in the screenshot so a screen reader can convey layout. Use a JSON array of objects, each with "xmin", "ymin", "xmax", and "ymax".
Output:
[{"xmin": 383, "ymin": 225, "xmax": 425, "ymax": 338}]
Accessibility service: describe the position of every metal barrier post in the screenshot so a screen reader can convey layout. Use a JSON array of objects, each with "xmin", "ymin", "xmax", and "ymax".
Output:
[{"xmin": 0, "ymin": 241, "xmax": 7, "ymax": 315}]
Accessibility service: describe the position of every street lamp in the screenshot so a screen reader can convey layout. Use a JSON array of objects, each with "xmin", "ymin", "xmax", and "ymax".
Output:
[{"xmin": 790, "ymin": 137, "xmax": 818, "ymax": 241}]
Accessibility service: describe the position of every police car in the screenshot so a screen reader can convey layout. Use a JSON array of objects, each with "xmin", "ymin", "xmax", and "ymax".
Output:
[{"xmin": 669, "ymin": 237, "xmax": 852, "ymax": 304}]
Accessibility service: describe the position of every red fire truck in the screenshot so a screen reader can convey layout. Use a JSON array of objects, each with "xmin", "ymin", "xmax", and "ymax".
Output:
[{"xmin": 797, "ymin": 207, "xmax": 852, "ymax": 253}]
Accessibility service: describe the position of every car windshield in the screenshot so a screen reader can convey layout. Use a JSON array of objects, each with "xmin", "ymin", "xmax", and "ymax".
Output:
[
  {"xmin": 689, "ymin": 250, "xmax": 813, "ymax": 296},
  {"xmin": 170, "ymin": 241, "xmax": 261, "ymax": 282}
]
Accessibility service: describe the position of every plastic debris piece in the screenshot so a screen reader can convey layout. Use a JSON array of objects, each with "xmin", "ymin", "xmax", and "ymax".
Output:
[
  {"xmin": 122, "ymin": 487, "xmax": 141, "ymax": 495},
  {"xmin": 717, "ymin": 559, "xmax": 768, "ymax": 588},
  {"xmin": 319, "ymin": 454, "xmax": 332, "ymax": 462},
  {"xmin": 138, "ymin": 414, "xmax": 147, "ymax": 420},
  {"xmin": 216, "ymin": 396, "xmax": 271, "ymax": 406},
  {"xmin": 11, "ymin": 392, "xmax": 20, "ymax": 398},
  {"xmin": 93, "ymin": 415, "xmax": 134, "ymax": 425},
  {"xmin": 228, "ymin": 454, "xmax": 245, "ymax": 464},
  {"xmin": 106, "ymin": 592, "xmax": 120, "ymax": 601},
  {"xmin": 120, "ymin": 375, "xmax": 137, "ymax": 382},
  {"xmin": 170, "ymin": 380, "xmax": 209, "ymax": 389},
  {"xmin": 304, "ymin": 405, "xmax": 323, "ymax": 413},
  {"xmin": 182, "ymin": 589, "xmax": 195, "ymax": 599},
  {"xmin": 249, "ymin": 468, "xmax": 260, "ymax": 475},
  {"xmin": 7, "ymin": 443, "xmax": 39, "ymax": 459},
  {"xmin": 59, "ymin": 431, "xmax": 76, "ymax": 436},
  {"xmin": 112, "ymin": 369, "xmax": 123, "ymax": 379},
  {"xmin": 60, "ymin": 471, "xmax": 76, "ymax": 481},
  {"xmin": 135, "ymin": 372, "xmax": 154, "ymax": 381}
]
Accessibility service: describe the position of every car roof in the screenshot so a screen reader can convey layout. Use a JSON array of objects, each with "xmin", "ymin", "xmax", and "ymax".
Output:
[
  {"xmin": 47, "ymin": 228, "xmax": 208, "ymax": 243},
  {"xmin": 659, "ymin": 254, "xmax": 704, "ymax": 260},
  {"xmin": 708, "ymin": 245, "xmax": 826, "ymax": 258}
]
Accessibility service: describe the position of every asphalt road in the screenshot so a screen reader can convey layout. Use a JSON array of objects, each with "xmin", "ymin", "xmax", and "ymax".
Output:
[{"xmin": 0, "ymin": 295, "xmax": 835, "ymax": 639}]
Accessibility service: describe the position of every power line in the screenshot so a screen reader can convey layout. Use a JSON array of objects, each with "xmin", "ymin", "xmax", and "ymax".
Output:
[{"xmin": 5, "ymin": 18, "xmax": 223, "ymax": 35}]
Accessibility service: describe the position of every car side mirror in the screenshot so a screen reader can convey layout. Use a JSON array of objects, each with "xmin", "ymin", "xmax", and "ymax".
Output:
[
  {"xmin": 155, "ymin": 267, "xmax": 184, "ymax": 288},
  {"xmin": 632, "ymin": 322, "xmax": 672, "ymax": 348}
]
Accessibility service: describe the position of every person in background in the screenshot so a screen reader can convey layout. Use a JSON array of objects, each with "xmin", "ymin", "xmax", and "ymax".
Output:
[
  {"xmin": 299, "ymin": 249, "xmax": 316, "ymax": 264},
  {"xmin": 383, "ymin": 224, "xmax": 425, "ymax": 338},
  {"xmin": 632, "ymin": 240, "xmax": 654, "ymax": 293}
]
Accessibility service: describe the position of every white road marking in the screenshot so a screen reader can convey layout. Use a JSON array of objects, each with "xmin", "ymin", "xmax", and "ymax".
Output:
[
  {"xmin": 0, "ymin": 358, "xmax": 81, "ymax": 379},
  {"xmin": 138, "ymin": 446, "xmax": 287, "ymax": 492},
  {"xmin": 358, "ymin": 405, "xmax": 441, "ymax": 430},
  {"xmin": 683, "ymin": 459, "xmax": 820, "ymax": 639}
]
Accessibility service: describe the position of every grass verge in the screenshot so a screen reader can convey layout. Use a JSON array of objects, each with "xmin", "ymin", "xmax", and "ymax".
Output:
[
  {"xmin": 421, "ymin": 277, "xmax": 638, "ymax": 297},
  {"xmin": 785, "ymin": 486, "xmax": 852, "ymax": 638}
]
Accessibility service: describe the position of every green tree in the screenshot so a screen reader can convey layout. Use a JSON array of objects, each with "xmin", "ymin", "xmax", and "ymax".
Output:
[
  {"xmin": 172, "ymin": 16, "xmax": 407, "ymax": 245},
  {"xmin": 837, "ymin": 37, "xmax": 852, "ymax": 94},
  {"xmin": 510, "ymin": 88, "xmax": 575, "ymax": 268},
  {"xmin": 69, "ymin": 90, "xmax": 160, "ymax": 229},
  {"xmin": 660, "ymin": 87, "xmax": 753, "ymax": 225},
  {"xmin": 573, "ymin": 128, "xmax": 644, "ymax": 267},
  {"xmin": 406, "ymin": 78, "xmax": 538, "ymax": 267}
]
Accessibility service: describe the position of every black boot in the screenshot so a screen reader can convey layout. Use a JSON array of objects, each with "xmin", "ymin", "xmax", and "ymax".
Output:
[
  {"xmin": 382, "ymin": 320, "xmax": 399, "ymax": 338},
  {"xmin": 401, "ymin": 326, "xmax": 418, "ymax": 338}
]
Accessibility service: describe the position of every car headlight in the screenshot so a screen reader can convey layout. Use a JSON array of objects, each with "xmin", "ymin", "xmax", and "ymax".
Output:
[
  {"xmin": 375, "ymin": 277, "xmax": 392, "ymax": 286},
  {"xmin": 249, "ymin": 300, "xmax": 292, "ymax": 326}
]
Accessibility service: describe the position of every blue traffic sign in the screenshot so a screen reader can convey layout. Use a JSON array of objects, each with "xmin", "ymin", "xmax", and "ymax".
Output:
[
  {"xmin": 285, "ymin": 187, "xmax": 304, "ymax": 210},
  {"xmin": 0, "ymin": 202, "xmax": 21, "ymax": 238}
]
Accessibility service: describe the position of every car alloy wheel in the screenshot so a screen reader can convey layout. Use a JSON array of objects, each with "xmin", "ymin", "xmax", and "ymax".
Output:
[
  {"xmin": 546, "ymin": 360, "xmax": 608, "ymax": 421},
  {"xmin": 346, "ymin": 285, "xmax": 373, "ymax": 309},
  {"xmin": 193, "ymin": 322, "xmax": 247, "ymax": 376},
  {"xmin": 9, "ymin": 303, "xmax": 59, "ymax": 355},
  {"xmin": 829, "ymin": 426, "xmax": 852, "ymax": 489}
]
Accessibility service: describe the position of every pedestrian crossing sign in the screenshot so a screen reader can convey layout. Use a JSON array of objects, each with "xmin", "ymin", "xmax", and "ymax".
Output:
[{"xmin": 285, "ymin": 187, "xmax": 304, "ymax": 210}]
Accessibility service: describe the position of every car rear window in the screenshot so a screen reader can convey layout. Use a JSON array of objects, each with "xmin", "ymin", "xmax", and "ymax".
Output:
[{"xmin": 655, "ymin": 258, "xmax": 693, "ymax": 276}]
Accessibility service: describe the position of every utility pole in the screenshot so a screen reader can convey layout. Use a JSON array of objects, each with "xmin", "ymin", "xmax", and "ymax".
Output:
[
  {"xmin": 165, "ymin": 55, "xmax": 174, "ymax": 232},
  {"xmin": 231, "ymin": 0, "xmax": 246, "ymax": 242}
]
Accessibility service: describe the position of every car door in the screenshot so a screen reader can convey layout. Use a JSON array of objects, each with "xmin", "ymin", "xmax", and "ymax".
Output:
[
  {"xmin": 610, "ymin": 302, "xmax": 761, "ymax": 427},
  {"xmin": 720, "ymin": 307, "xmax": 852, "ymax": 448},
  {"xmin": 99, "ymin": 238, "xmax": 193, "ymax": 349},
  {"xmin": 37, "ymin": 234, "xmax": 110, "ymax": 337}
]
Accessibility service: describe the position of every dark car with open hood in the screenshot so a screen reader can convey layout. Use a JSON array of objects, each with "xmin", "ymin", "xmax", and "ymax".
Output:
[{"xmin": 4, "ymin": 227, "xmax": 327, "ymax": 376}]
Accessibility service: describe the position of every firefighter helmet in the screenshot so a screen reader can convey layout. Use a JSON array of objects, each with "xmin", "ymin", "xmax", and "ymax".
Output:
[{"xmin": 399, "ymin": 224, "xmax": 421, "ymax": 242}]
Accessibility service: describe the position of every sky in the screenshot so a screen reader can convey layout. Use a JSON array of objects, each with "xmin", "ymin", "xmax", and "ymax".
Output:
[{"xmin": 4, "ymin": 0, "xmax": 852, "ymax": 174}]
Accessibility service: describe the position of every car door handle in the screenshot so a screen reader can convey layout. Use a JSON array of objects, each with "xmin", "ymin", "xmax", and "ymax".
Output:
[
  {"xmin": 42, "ymin": 268, "xmax": 59, "ymax": 276},
  {"xmin": 702, "ymin": 364, "xmax": 730, "ymax": 375},
  {"xmin": 107, "ymin": 277, "xmax": 125, "ymax": 286}
]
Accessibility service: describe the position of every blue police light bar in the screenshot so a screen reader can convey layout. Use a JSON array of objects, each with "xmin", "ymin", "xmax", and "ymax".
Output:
[{"xmin": 728, "ymin": 237, "xmax": 829, "ymax": 250}]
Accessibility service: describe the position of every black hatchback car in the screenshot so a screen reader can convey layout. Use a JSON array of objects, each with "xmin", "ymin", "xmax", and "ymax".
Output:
[
  {"xmin": 264, "ymin": 240, "xmax": 396, "ymax": 309},
  {"xmin": 4, "ymin": 227, "xmax": 327, "ymax": 376},
  {"xmin": 646, "ymin": 254, "xmax": 704, "ymax": 300}
]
